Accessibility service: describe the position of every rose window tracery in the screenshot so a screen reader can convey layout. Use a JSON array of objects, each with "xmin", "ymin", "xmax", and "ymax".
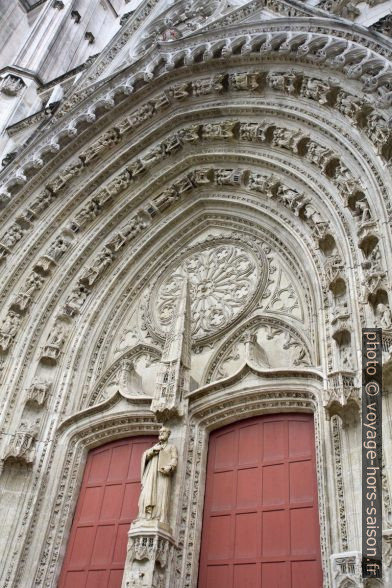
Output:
[{"xmin": 149, "ymin": 241, "xmax": 267, "ymax": 341}]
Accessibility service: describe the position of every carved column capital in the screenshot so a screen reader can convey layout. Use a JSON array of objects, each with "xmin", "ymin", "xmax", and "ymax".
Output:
[{"xmin": 122, "ymin": 526, "xmax": 175, "ymax": 588}]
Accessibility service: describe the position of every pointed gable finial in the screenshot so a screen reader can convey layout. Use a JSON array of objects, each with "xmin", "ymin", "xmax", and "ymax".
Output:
[{"xmin": 151, "ymin": 276, "xmax": 192, "ymax": 420}]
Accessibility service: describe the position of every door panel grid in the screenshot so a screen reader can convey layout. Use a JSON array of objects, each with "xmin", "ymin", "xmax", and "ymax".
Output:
[
  {"xmin": 198, "ymin": 414, "xmax": 322, "ymax": 588},
  {"xmin": 58, "ymin": 436, "xmax": 156, "ymax": 588}
]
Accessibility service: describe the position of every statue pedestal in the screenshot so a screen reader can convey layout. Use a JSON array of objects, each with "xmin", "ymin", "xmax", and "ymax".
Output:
[{"xmin": 121, "ymin": 521, "xmax": 175, "ymax": 588}]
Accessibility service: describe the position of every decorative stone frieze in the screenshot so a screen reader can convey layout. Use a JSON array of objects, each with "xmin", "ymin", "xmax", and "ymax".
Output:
[{"xmin": 331, "ymin": 416, "xmax": 348, "ymax": 551}]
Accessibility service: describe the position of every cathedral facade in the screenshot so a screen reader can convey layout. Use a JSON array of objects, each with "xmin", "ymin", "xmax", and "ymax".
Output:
[{"xmin": 0, "ymin": 0, "xmax": 392, "ymax": 586}]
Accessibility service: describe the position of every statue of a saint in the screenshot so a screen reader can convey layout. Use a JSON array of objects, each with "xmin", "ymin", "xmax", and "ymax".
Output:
[{"xmin": 137, "ymin": 427, "xmax": 178, "ymax": 526}]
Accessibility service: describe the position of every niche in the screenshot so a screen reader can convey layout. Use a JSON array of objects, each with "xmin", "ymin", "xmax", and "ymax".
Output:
[{"xmin": 319, "ymin": 233, "xmax": 337, "ymax": 256}]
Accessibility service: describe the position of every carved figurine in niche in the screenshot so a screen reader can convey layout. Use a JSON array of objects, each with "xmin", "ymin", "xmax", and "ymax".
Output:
[
  {"xmin": 169, "ymin": 81, "xmax": 190, "ymax": 100},
  {"xmin": 376, "ymin": 303, "xmax": 392, "ymax": 330},
  {"xmin": 0, "ymin": 419, "xmax": 40, "ymax": 473},
  {"xmin": 175, "ymin": 176, "xmax": 193, "ymax": 194},
  {"xmin": 154, "ymin": 187, "xmax": 178, "ymax": 212},
  {"xmin": 178, "ymin": 124, "xmax": 199, "ymax": 144},
  {"xmin": 46, "ymin": 236, "xmax": 69, "ymax": 262},
  {"xmin": 248, "ymin": 172, "xmax": 277, "ymax": 196},
  {"xmin": 41, "ymin": 322, "xmax": 66, "ymax": 361},
  {"xmin": 136, "ymin": 427, "xmax": 178, "ymax": 527},
  {"xmin": 153, "ymin": 92, "xmax": 170, "ymax": 111},
  {"xmin": 13, "ymin": 272, "xmax": 44, "ymax": 311},
  {"xmin": 190, "ymin": 167, "xmax": 211, "ymax": 185},
  {"xmin": 128, "ymin": 159, "xmax": 145, "ymax": 179},
  {"xmin": 267, "ymin": 71, "xmax": 298, "ymax": 94},
  {"xmin": 108, "ymin": 217, "xmax": 148, "ymax": 251},
  {"xmin": 332, "ymin": 295, "xmax": 349, "ymax": 320},
  {"xmin": 107, "ymin": 171, "xmax": 131, "ymax": 196},
  {"xmin": 203, "ymin": 121, "xmax": 235, "ymax": 140},
  {"xmin": 276, "ymin": 185, "xmax": 304, "ymax": 213},
  {"xmin": 1, "ymin": 310, "xmax": 20, "ymax": 336},
  {"xmin": 230, "ymin": 71, "xmax": 259, "ymax": 91},
  {"xmin": 141, "ymin": 144, "xmax": 164, "ymax": 168},
  {"xmin": 339, "ymin": 344, "xmax": 352, "ymax": 370},
  {"xmin": 49, "ymin": 324, "xmax": 65, "ymax": 346},
  {"xmin": 79, "ymin": 128, "xmax": 120, "ymax": 165},
  {"xmin": 272, "ymin": 128, "xmax": 303, "ymax": 152},
  {"xmin": 0, "ymin": 310, "xmax": 20, "ymax": 351},
  {"xmin": 74, "ymin": 199, "xmax": 100, "ymax": 227},
  {"xmin": 81, "ymin": 248, "xmax": 114, "ymax": 285},
  {"xmin": 30, "ymin": 188, "xmax": 55, "ymax": 216},
  {"xmin": 163, "ymin": 134, "xmax": 181, "ymax": 155},
  {"xmin": 303, "ymin": 202, "xmax": 324, "ymax": 229},
  {"xmin": 354, "ymin": 198, "xmax": 372, "ymax": 225},
  {"xmin": 1, "ymin": 224, "xmax": 24, "ymax": 249},
  {"xmin": 215, "ymin": 168, "xmax": 242, "ymax": 186},
  {"xmin": 64, "ymin": 285, "xmax": 89, "ymax": 314},
  {"xmin": 302, "ymin": 78, "xmax": 331, "ymax": 104}
]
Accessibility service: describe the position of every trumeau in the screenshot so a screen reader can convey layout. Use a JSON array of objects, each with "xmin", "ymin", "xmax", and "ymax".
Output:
[{"xmin": 0, "ymin": 0, "xmax": 391, "ymax": 587}]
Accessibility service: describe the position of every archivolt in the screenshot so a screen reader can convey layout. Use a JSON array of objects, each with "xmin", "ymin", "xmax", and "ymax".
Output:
[{"xmin": 0, "ymin": 17, "xmax": 391, "ymax": 456}]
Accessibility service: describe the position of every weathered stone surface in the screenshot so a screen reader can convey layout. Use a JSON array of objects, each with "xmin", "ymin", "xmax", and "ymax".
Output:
[{"xmin": 0, "ymin": 1, "xmax": 391, "ymax": 587}]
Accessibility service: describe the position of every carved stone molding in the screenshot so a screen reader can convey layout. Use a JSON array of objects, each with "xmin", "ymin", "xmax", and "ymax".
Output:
[
  {"xmin": 2, "ymin": 30, "xmax": 392, "ymax": 207},
  {"xmin": 331, "ymin": 417, "xmax": 349, "ymax": 552}
]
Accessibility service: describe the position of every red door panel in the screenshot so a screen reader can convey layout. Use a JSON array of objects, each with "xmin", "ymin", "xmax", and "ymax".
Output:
[
  {"xmin": 198, "ymin": 414, "xmax": 322, "ymax": 588},
  {"xmin": 59, "ymin": 436, "xmax": 156, "ymax": 588}
]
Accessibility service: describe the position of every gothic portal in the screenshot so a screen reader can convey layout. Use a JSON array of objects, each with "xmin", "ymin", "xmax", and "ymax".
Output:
[{"xmin": 0, "ymin": 1, "xmax": 392, "ymax": 587}]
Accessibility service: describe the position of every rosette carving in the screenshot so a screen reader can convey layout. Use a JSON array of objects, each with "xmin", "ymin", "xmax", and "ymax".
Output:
[{"xmin": 147, "ymin": 237, "xmax": 268, "ymax": 343}]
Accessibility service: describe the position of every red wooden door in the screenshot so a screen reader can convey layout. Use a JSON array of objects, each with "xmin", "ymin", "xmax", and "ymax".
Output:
[
  {"xmin": 198, "ymin": 414, "xmax": 322, "ymax": 588},
  {"xmin": 58, "ymin": 436, "xmax": 156, "ymax": 588}
]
